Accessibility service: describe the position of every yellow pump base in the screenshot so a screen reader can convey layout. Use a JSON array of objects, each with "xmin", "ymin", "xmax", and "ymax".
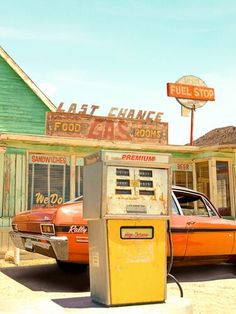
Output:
[{"xmin": 88, "ymin": 218, "xmax": 167, "ymax": 306}]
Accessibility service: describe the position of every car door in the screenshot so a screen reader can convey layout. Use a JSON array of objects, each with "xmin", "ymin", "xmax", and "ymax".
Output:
[
  {"xmin": 169, "ymin": 194, "xmax": 189, "ymax": 261},
  {"xmin": 174, "ymin": 189, "xmax": 235, "ymax": 261}
]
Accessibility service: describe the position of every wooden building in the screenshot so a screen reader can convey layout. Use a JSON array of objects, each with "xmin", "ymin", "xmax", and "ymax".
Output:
[{"xmin": 0, "ymin": 47, "xmax": 236, "ymax": 255}]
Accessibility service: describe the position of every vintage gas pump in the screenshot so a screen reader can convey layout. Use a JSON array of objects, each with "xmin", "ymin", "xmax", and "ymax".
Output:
[{"xmin": 83, "ymin": 150, "xmax": 171, "ymax": 306}]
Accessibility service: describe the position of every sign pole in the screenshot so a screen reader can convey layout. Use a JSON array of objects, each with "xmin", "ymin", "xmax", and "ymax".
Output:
[{"xmin": 190, "ymin": 105, "xmax": 195, "ymax": 146}]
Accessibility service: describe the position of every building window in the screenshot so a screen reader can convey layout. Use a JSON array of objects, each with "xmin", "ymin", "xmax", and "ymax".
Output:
[
  {"xmin": 172, "ymin": 162, "xmax": 193, "ymax": 189},
  {"xmin": 28, "ymin": 154, "xmax": 70, "ymax": 208},
  {"xmin": 216, "ymin": 161, "xmax": 231, "ymax": 216},
  {"xmin": 195, "ymin": 161, "xmax": 210, "ymax": 198}
]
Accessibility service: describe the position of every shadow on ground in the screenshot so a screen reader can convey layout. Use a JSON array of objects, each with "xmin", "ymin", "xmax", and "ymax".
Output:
[
  {"xmin": 168, "ymin": 263, "xmax": 236, "ymax": 283},
  {"xmin": 0, "ymin": 263, "xmax": 90, "ymax": 292},
  {"xmin": 52, "ymin": 296, "xmax": 104, "ymax": 309},
  {"xmin": 1, "ymin": 262, "xmax": 235, "ymax": 294}
]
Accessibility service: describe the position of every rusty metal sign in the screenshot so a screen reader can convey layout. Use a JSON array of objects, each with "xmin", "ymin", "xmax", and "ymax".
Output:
[
  {"xmin": 166, "ymin": 75, "xmax": 215, "ymax": 145},
  {"xmin": 167, "ymin": 75, "xmax": 215, "ymax": 109},
  {"xmin": 167, "ymin": 83, "xmax": 215, "ymax": 102},
  {"xmin": 46, "ymin": 112, "xmax": 168, "ymax": 144}
]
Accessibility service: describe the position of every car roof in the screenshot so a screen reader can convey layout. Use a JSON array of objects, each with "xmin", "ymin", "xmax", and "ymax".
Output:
[{"xmin": 172, "ymin": 185, "xmax": 203, "ymax": 195}]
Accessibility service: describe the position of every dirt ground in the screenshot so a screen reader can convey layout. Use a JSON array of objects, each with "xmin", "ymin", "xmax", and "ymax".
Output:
[
  {"xmin": 168, "ymin": 278, "xmax": 236, "ymax": 314},
  {"xmin": 0, "ymin": 257, "xmax": 236, "ymax": 314}
]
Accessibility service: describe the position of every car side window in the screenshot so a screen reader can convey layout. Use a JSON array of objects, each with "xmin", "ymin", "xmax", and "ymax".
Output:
[
  {"xmin": 171, "ymin": 197, "xmax": 180, "ymax": 215},
  {"xmin": 174, "ymin": 191, "xmax": 209, "ymax": 217}
]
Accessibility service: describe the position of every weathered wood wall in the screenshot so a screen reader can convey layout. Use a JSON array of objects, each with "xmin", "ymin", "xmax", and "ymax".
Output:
[
  {"xmin": 0, "ymin": 150, "xmax": 26, "ymax": 228},
  {"xmin": 0, "ymin": 150, "xmax": 26, "ymax": 254}
]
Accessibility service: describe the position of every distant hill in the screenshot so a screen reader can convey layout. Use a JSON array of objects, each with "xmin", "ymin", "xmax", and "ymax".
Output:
[{"xmin": 193, "ymin": 126, "xmax": 236, "ymax": 146}]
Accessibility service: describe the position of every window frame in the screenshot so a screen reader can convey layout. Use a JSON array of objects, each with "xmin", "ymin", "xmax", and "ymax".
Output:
[
  {"xmin": 26, "ymin": 153, "xmax": 84, "ymax": 208},
  {"xmin": 27, "ymin": 154, "xmax": 71, "ymax": 208},
  {"xmin": 172, "ymin": 160, "xmax": 193, "ymax": 189},
  {"xmin": 172, "ymin": 188, "xmax": 220, "ymax": 218},
  {"xmin": 194, "ymin": 157, "xmax": 234, "ymax": 218}
]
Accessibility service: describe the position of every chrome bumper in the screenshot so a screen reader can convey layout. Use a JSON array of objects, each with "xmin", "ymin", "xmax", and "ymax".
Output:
[{"xmin": 9, "ymin": 231, "xmax": 68, "ymax": 261}]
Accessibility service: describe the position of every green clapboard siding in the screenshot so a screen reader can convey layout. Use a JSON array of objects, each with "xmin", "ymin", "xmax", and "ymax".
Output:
[{"xmin": 0, "ymin": 55, "xmax": 51, "ymax": 135}]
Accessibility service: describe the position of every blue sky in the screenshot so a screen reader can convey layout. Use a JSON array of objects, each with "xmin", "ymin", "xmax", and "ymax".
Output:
[{"xmin": 1, "ymin": 0, "xmax": 236, "ymax": 144}]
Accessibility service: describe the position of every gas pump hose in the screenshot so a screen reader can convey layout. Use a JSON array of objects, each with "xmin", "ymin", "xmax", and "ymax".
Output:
[{"xmin": 167, "ymin": 219, "xmax": 184, "ymax": 298}]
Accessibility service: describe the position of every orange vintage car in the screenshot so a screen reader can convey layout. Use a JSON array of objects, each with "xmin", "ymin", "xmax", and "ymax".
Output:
[{"xmin": 10, "ymin": 186, "xmax": 236, "ymax": 267}]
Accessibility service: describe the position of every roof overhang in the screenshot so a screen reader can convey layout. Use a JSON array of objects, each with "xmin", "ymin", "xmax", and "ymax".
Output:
[{"xmin": 1, "ymin": 133, "xmax": 236, "ymax": 154}]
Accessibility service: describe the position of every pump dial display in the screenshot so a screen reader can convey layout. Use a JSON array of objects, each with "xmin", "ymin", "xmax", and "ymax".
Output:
[
  {"xmin": 139, "ymin": 170, "xmax": 152, "ymax": 177},
  {"xmin": 107, "ymin": 166, "xmax": 168, "ymax": 215},
  {"xmin": 116, "ymin": 168, "xmax": 130, "ymax": 176}
]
